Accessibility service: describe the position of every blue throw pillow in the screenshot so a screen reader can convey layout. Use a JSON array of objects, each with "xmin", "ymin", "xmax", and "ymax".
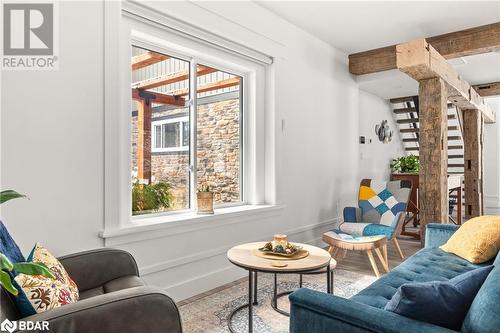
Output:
[
  {"xmin": 384, "ymin": 265, "xmax": 494, "ymax": 330},
  {"xmin": 0, "ymin": 220, "xmax": 25, "ymax": 263}
]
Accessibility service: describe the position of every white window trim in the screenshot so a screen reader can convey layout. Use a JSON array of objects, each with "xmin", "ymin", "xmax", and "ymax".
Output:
[
  {"xmin": 100, "ymin": 204, "xmax": 285, "ymax": 246},
  {"xmin": 102, "ymin": 2, "xmax": 275, "ymax": 240},
  {"xmin": 151, "ymin": 116, "xmax": 189, "ymax": 153}
]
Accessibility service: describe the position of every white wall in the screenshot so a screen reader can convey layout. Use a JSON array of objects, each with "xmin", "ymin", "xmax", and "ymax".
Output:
[
  {"xmin": 1, "ymin": 1, "xmax": 105, "ymax": 255},
  {"xmin": 358, "ymin": 90, "xmax": 405, "ymax": 181},
  {"xmin": 1, "ymin": 1, "xmax": 360, "ymax": 301},
  {"xmin": 484, "ymin": 98, "xmax": 500, "ymax": 211}
]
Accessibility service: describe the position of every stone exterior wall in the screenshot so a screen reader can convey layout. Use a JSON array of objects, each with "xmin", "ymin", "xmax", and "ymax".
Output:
[
  {"xmin": 131, "ymin": 94, "xmax": 240, "ymax": 211},
  {"xmin": 197, "ymin": 99, "xmax": 241, "ymax": 203}
]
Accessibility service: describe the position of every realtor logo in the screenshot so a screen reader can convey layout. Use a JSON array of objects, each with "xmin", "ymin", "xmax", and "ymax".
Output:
[
  {"xmin": 3, "ymin": 3, "xmax": 53, "ymax": 55},
  {"xmin": 1, "ymin": 2, "xmax": 59, "ymax": 70}
]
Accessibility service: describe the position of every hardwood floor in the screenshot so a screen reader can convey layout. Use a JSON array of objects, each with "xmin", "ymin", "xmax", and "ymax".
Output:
[{"xmin": 334, "ymin": 236, "xmax": 421, "ymax": 276}]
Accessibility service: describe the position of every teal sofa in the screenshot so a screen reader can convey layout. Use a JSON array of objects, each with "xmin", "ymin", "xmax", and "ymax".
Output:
[{"xmin": 289, "ymin": 224, "xmax": 499, "ymax": 333}]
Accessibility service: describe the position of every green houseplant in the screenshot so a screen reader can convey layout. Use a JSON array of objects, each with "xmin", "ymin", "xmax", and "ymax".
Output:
[
  {"xmin": 132, "ymin": 180, "xmax": 173, "ymax": 214},
  {"xmin": 0, "ymin": 190, "xmax": 54, "ymax": 295},
  {"xmin": 390, "ymin": 154, "xmax": 420, "ymax": 173}
]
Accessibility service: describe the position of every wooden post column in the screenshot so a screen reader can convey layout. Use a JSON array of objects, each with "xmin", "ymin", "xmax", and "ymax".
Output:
[
  {"xmin": 418, "ymin": 77, "xmax": 448, "ymax": 245},
  {"xmin": 137, "ymin": 98, "xmax": 152, "ymax": 183},
  {"xmin": 463, "ymin": 110, "xmax": 484, "ymax": 219}
]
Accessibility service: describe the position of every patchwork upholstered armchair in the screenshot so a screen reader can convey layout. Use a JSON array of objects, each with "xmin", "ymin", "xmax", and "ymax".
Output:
[{"xmin": 336, "ymin": 179, "xmax": 412, "ymax": 258}]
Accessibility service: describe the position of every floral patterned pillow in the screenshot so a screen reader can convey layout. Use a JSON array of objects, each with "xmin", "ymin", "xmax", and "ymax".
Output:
[{"xmin": 13, "ymin": 243, "xmax": 79, "ymax": 316}]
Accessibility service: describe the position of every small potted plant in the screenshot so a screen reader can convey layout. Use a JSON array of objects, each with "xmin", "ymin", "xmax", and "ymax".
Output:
[
  {"xmin": 390, "ymin": 154, "xmax": 420, "ymax": 174},
  {"xmin": 197, "ymin": 185, "xmax": 214, "ymax": 215}
]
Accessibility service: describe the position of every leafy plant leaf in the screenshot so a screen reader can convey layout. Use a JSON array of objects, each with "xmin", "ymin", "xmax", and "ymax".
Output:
[
  {"xmin": 0, "ymin": 190, "xmax": 26, "ymax": 205},
  {"xmin": 12, "ymin": 262, "xmax": 54, "ymax": 279},
  {"xmin": 391, "ymin": 154, "xmax": 419, "ymax": 173},
  {"xmin": 132, "ymin": 180, "xmax": 173, "ymax": 213},
  {"xmin": 0, "ymin": 270, "xmax": 18, "ymax": 295},
  {"xmin": 0, "ymin": 253, "xmax": 14, "ymax": 271}
]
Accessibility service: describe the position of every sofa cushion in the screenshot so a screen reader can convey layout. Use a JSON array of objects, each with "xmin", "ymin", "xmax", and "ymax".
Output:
[
  {"xmin": 78, "ymin": 286, "xmax": 104, "ymax": 300},
  {"xmin": 13, "ymin": 243, "xmax": 79, "ymax": 316},
  {"xmin": 462, "ymin": 258, "xmax": 500, "ymax": 333},
  {"xmin": 440, "ymin": 215, "xmax": 500, "ymax": 263},
  {"xmin": 384, "ymin": 265, "xmax": 493, "ymax": 330},
  {"xmin": 336, "ymin": 223, "xmax": 394, "ymax": 239},
  {"xmin": 104, "ymin": 275, "xmax": 144, "ymax": 293},
  {"xmin": 351, "ymin": 247, "xmax": 485, "ymax": 309},
  {"xmin": 79, "ymin": 276, "xmax": 144, "ymax": 300}
]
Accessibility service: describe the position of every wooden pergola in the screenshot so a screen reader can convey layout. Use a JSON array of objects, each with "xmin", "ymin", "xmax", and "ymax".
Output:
[
  {"xmin": 131, "ymin": 51, "xmax": 241, "ymax": 184},
  {"xmin": 348, "ymin": 22, "xmax": 500, "ymax": 242}
]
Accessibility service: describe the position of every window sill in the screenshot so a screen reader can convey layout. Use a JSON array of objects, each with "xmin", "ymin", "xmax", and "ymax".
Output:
[{"xmin": 100, "ymin": 204, "xmax": 284, "ymax": 245}]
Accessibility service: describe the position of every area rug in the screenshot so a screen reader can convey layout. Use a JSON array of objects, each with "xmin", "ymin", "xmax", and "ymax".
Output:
[{"xmin": 179, "ymin": 269, "xmax": 377, "ymax": 333}]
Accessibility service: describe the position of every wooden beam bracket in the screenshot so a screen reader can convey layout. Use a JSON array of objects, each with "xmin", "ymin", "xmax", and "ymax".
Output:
[{"xmin": 396, "ymin": 39, "xmax": 495, "ymax": 123}]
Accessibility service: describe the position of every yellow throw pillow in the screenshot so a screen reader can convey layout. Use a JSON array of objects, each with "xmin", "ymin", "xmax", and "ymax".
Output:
[{"xmin": 440, "ymin": 215, "xmax": 500, "ymax": 263}]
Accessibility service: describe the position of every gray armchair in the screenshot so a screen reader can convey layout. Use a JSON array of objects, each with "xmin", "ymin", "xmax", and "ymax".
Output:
[{"xmin": 0, "ymin": 248, "xmax": 182, "ymax": 333}]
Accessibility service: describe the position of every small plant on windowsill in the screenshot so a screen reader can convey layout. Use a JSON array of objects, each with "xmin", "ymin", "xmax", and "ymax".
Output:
[
  {"xmin": 131, "ymin": 180, "xmax": 173, "ymax": 215},
  {"xmin": 390, "ymin": 154, "xmax": 420, "ymax": 174},
  {"xmin": 0, "ymin": 190, "xmax": 54, "ymax": 296},
  {"xmin": 197, "ymin": 185, "xmax": 214, "ymax": 215}
]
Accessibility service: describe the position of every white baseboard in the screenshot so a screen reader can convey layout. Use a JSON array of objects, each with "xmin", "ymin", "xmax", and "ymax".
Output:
[
  {"xmin": 485, "ymin": 195, "xmax": 500, "ymax": 209},
  {"xmin": 141, "ymin": 219, "xmax": 337, "ymax": 301},
  {"xmin": 164, "ymin": 236, "xmax": 326, "ymax": 301},
  {"xmin": 139, "ymin": 218, "xmax": 337, "ymax": 276},
  {"xmin": 164, "ymin": 265, "xmax": 246, "ymax": 301}
]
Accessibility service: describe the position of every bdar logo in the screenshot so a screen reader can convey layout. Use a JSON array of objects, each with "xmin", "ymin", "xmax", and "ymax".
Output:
[
  {"xmin": 0, "ymin": 319, "xmax": 49, "ymax": 332},
  {"xmin": 0, "ymin": 319, "xmax": 17, "ymax": 333}
]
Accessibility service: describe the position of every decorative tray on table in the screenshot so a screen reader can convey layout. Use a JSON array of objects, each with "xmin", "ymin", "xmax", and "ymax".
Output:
[{"xmin": 254, "ymin": 234, "xmax": 309, "ymax": 260}]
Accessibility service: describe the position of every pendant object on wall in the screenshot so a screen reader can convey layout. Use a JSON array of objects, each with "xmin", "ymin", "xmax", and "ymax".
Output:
[{"xmin": 375, "ymin": 120, "xmax": 393, "ymax": 144}]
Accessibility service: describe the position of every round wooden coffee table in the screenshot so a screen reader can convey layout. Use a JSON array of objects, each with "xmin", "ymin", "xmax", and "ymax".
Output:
[{"xmin": 227, "ymin": 242, "xmax": 334, "ymax": 333}]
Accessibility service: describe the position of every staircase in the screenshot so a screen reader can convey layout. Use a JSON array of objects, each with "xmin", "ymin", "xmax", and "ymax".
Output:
[
  {"xmin": 390, "ymin": 96, "xmax": 465, "ymax": 225},
  {"xmin": 390, "ymin": 96, "xmax": 465, "ymax": 175}
]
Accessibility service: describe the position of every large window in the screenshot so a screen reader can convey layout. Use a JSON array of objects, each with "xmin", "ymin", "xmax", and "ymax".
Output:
[{"xmin": 131, "ymin": 46, "xmax": 242, "ymax": 216}]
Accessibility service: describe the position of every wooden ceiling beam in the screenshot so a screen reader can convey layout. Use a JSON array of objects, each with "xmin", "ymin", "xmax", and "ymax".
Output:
[
  {"xmin": 473, "ymin": 81, "xmax": 500, "ymax": 97},
  {"xmin": 427, "ymin": 22, "xmax": 500, "ymax": 59},
  {"xmin": 396, "ymin": 39, "xmax": 495, "ymax": 123},
  {"xmin": 349, "ymin": 22, "xmax": 500, "ymax": 75},
  {"xmin": 132, "ymin": 88, "xmax": 186, "ymax": 107},
  {"xmin": 132, "ymin": 51, "xmax": 169, "ymax": 71},
  {"xmin": 349, "ymin": 45, "xmax": 397, "ymax": 76},
  {"xmin": 133, "ymin": 66, "xmax": 217, "ymax": 90},
  {"xmin": 173, "ymin": 77, "xmax": 241, "ymax": 97},
  {"xmin": 132, "ymin": 77, "xmax": 239, "ymax": 106}
]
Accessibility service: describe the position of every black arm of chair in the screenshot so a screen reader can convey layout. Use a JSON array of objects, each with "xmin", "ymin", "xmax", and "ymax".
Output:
[
  {"xmin": 58, "ymin": 248, "xmax": 139, "ymax": 292},
  {"xmin": 19, "ymin": 286, "xmax": 182, "ymax": 333}
]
